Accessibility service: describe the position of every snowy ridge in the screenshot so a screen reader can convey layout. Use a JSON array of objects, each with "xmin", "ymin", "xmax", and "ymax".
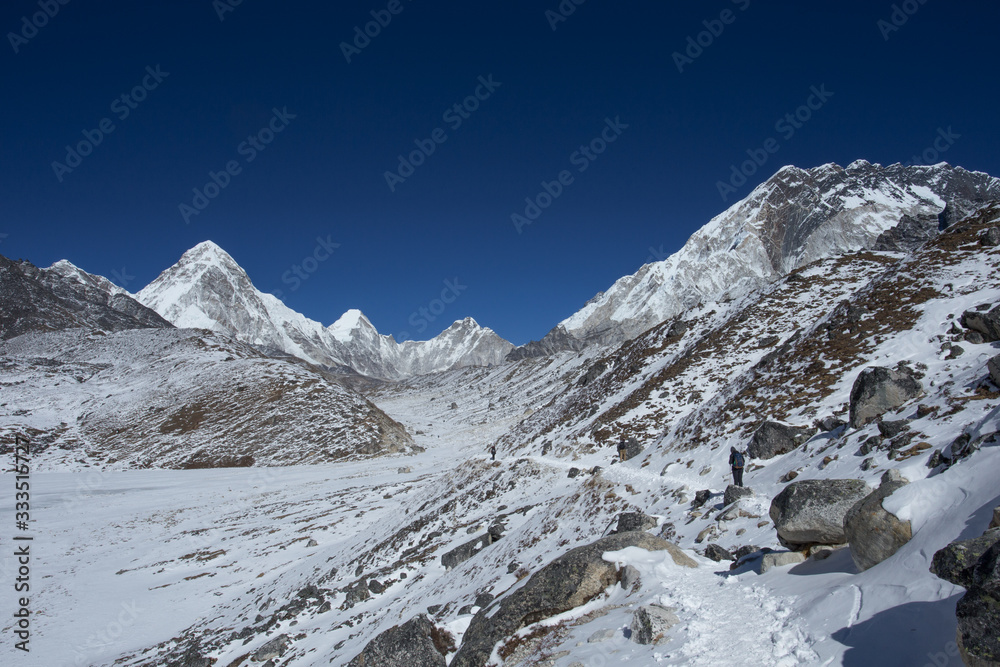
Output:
[{"xmin": 136, "ymin": 241, "xmax": 513, "ymax": 379}]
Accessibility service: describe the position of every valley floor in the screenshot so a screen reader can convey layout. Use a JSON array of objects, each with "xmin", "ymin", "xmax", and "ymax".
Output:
[{"xmin": 3, "ymin": 381, "xmax": 995, "ymax": 666}]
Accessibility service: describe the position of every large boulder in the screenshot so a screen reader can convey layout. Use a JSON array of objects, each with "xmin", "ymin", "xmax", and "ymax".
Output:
[
  {"xmin": 962, "ymin": 305, "xmax": 1000, "ymax": 342},
  {"xmin": 347, "ymin": 614, "xmax": 447, "ymax": 667},
  {"xmin": 747, "ymin": 422, "xmax": 816, "ymax": 460},
  {"xmin": 932, "ymin": 528, "xmax": 1000, "ymax": 667},
  {"xmin": 843, "ymin": 470, "xmax": 913, "ymax": 572},
  {"xmin": 450, "ymin": 532, "xmax": 695, "ymax": 667},
  {"xmin": 849, "ymin": 366, "xmax": 923, "ymax": 429},
  {"xmin": 769, "ymin": 479, "xmax": 873, "ymax": 549},
  {"xmin": 989, "ymin": 355, "xmax": 1000, "ymax": 387}
]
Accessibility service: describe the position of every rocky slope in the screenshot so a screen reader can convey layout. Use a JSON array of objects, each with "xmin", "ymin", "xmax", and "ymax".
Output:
[
  {"xmin": 136, "ymin": 241, "xmax": 513, "ymax": 379},
  {"xmin": 512, "ymin": 161, "xmax": 1000, "ymax": 356}
]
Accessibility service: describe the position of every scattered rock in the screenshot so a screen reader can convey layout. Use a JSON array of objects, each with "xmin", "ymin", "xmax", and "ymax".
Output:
[
  {"xmin": 780, "ymin": 470, "xmax": 800, "ymax": 483},
  {"xmin": 981, "ymin": 227, "xmax": 1000, "ymax": 246},
  {"xmin": 450, "ymin": 532, "xmax": 694, "ymax": 667},
  {"xmin": 916, "ymin": 404, "xmax": 938, "ymax": 418},
  {"xmin": 809, "ymin": 545, "xmax": 843, "ymax": 561},
  {"xmin": 946, "ymin": 344, "xmax": 965, "ymax": 359},
  {"xmin": 692, "ymin": 489, "xmax": 713, "ymax": 509},
  {"xmin": 368, "ymin": 579, "xmax": 385, "ymax": 595},
  {"xmin": 770, "ymin": 479, "xmax": 873, "ymax": 549},
  {"xmin": 704, "ymin": 543, "xmax": 734, "ymax": 562},
  {"xmin": 306, "ymin": 538, "xmax": 318, "ymax": 548},
  {"xmin": 843, "ymin": 470, "xmax": 913, "ymax": 572},
  {"xmin": 723, "ymin": 484, "xmax": 754, "ymax": 507},
  {"xmin": 698, "ymin": 465, "xmax": 712, "ymax": 476},
  {"xmin": 992, "ymin": 507, "xmax": 1000, "ymax": 530},
  {"xmin": 878, "ymin": 420, "xmax": 909, "ymax": 439},
  {"xmin": 619, "ymin": 564, "xmax": 641, "ymax": 591},
  {"xmin": 253, "ymin": 634, "xmax": 290, "ymax": 662},
  {"xmin": 989, "ymin": 355, "xmax": 1000, "ymax": 387},
  {"xmin": 759, "ymin": 551, "xmax": 806, "ymax": 574},
  {"xmin": 347, "ymin": 614, "xmax": 447, "ymax": 667},
  {"xmin": 578, "ymin": 361, "xmax": 607, "ymax": 387},
  {"xmin": 849, "ymin": 366, "xmax": 923, "ymax": 428},
  {"xmin": 343, "ymin": 580, "xmax": 370, "ymax": 609},
  {"xmin": 630, "ymin": 604, "xmax": 679, "ymax": 645},
  {"xmin": 816, "ymin": 416, "xmax": 847, "ymax": 432},
  {"xmin": 860, "ymin": 457, "xmax": 876, "ymax": 471},
  {"xmin": 397, "ymin": 466, "xmax": 413, "ymax": 474},
  {"xmin": 615, "ymin": 511, "xmax": 658, "ymax": 534},
  {"xmin": 567, "ymin": 467, "xmax": 581, "ymax": 479},
  {"xmin": 966, "ymin": 330, "xmax": 987, "ymax": 345},
  {"xmin": 441, "ymin": 532, "xmax": 497, "ymax": 571},
  {"xmin": 747, "ymin": 421, "xmax": 816, "ymax": 460},
  {"xmin": 931, "ymin": 528, "xmax": 1000, "ymax": 589},
  {"xmin": 733, "ymin": 545, "xmax": 760, "ymax": 561},
  {"xmin": 961, "ymin": 305, "xmax": 1000, "ymax": 342},
  {"xmin": 506, "ymin": 562, "xmax": 520, "ymax": 575},
  {"xmin": 450, "ymin": 402, "xmax": 458, "ymax": 410}
]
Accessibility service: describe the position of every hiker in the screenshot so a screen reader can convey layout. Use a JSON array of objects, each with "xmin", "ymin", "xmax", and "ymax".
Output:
[
  {"xmin": 617, "ymin": 438, "xmax": 628, "ymax": 462},
  {"xmin": 490, "ymin": 445, "xmax": 497, "ymax": 461},
  {"xmin": 729, "ymin": 447, "xmax": 745, "ymax": 487}
]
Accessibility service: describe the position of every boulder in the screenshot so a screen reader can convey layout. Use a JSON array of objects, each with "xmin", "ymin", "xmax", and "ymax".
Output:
[
  {"xmin": 878, "ymin": 420, "xmax": 909, "ymax": 439},
  {"xmin": 253, "ymin": 634, "xmax": 290, "ymax": 662},
  {"xmin": 578, "ymin": 361, "xmax": 607, "ymax": 387},
  {"xmin": 620, "ymin": 564, "xmax": 641, "ymax": 591},
  {"xmin": 769, "ymin": 479, "xmax": 873, "ymax": 549},
  {"xmin": 723, "ymin": 484, "xmax": 754, "ymax": 507},
  {"xmin": 849, "ymin": 366, "xmax": 923, "ymax": 428},
  {"xmin": 450, "ymin": 532, "xmax": 694, "ymax": 667},
  {"xmin": 992, "ymin": 507, "xmax": 1000, "ymax": 530},
  {"xmin": 692, "ymin": 489, "xmax": 713, "ymax": 509},
  {"xmin": 843, "ymin": 470, "xmax": 913, "ymax": 572},
  {"xmin": 704, "ymin": 543, "xmax": 734, "ymax": 562},
  {"xmin": 816, "ymin": 416, "xmax": 847, "ymax": 432},
  {"xmin": 343, "ymin": 580, "xmax": 370, "ymax": 609},
  {"xmin": 441, "ymin": 534, "xmax": 493, "ymax": 571},
  {"xmin": 615, "ymin": 511, "xmax": 658, "ymax": 534},
  {"xmin": 981, "ymin": 227, "xmax": 1000, "ymax": 246},
  {"xmin": 759, "ymin": 551, "xmax": 807, "ymax": 574},
  {"xmin": 347, "ymin": 614, "xmax": 447, "ymax": 667},
  {"xmin": 961, "ymin": 305, "xmax": 1000, "ymax": 342},
  {"xmin": 747, "ymin": 421, "xmax": 816, "ymax": 460},
  {"xmin": 567, "ymin": 467, "xmax": 581, "ymax": 479},
  {"xmin": 931, "ymin": 528, "xmax": 1000, "ymax": 589},
  {"xmin": 989, "ymin": 355, "xmax": 1000, "ymax": 387},
  {"xmin": 630, "ymin": 604, "xmax": 679, "ymax": 645}
]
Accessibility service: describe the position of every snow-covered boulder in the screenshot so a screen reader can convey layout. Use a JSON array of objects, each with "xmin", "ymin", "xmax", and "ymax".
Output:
[
  {"xmin": 746, "ymin": 421, "xmax": 816, "ymax": 460},
  {"xmin": 843, "ymin": 470, "xmax": 913, "ymax": 572},
  {"xmin": 770, "ymin": 479, "xmax": 873, "ymax": 549},
  {"xmin": 849, "ymin": 366, "xmax": 923, "ymax": 428},
  {"xmin": 961, "ymin": 305, "xmax": 1000, "ymax": 342},
  {"xmin": 347, "ymin": 615, "xmax": 447, "ymax": 667}
]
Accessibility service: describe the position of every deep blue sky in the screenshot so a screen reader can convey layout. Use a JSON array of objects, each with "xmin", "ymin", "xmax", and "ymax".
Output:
[{"xmin": 3, "ymin": 1, "xmax": 998, "ymax": 345}]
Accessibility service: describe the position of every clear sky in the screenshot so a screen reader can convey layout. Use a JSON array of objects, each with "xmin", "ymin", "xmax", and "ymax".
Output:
[{"xmin": 3, "ymin": 1, "xmax": 998, "ymax": 345}]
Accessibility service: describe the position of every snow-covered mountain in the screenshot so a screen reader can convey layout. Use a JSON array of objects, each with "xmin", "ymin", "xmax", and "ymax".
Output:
[
  {"xmin": 512, "ymin": 161, "xmax": 1000, "ymax": 356},
  {"xmin": 135, "ymin": 241, "xmax": 513, "ymax": 379}
]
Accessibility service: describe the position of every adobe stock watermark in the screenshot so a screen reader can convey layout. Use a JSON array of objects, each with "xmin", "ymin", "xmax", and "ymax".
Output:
[
  {"xmin": 878, "ymin": 0, "xmax": 929, "ymax": 41},
  {"xmin": 340, "ymin": 0, "xmax": 415, "ymax": 64},
  {"xmin": 51, "ymin": 65, "xmax": 170, "ymax": 182},
  {"xmin": 395, "ymin": 278, "xmax": 467, "ymax": 342},
  {"xmin": 267, "ymin": 235, "xmax": 341, "ymax": 302},
  {"xmin": 178, "ymin": 107, "xmax": 297, "ymax": 224},
  {"xmin": 673, "ymin": 0, "xmax": 751, "ymax": 73},
  {"xmin": 716, "ymin": 84, "xmax": 834, "ymax": 202},
  {"xmin": 384, "ymin": 75, "xmax": 502, "ymax": 192},
  {"xmin": 7, "ymin": 0, "xmax": 72, "ymax": 54},
  {"xmin": 213, "ymin": 0, "xmax": 244, "ymax": 22},
  {"xmin": 511, "ymin": 116, "xmax": 628, "ymax": 234},
  {"xmin": 109, "ymin": 267, "xmax": 136, "ymax": 289},
  {"xmin": 69, "ymin": 600, "xmax": 145, "ymax": 666},
  {"xmin": 545, "ymin": 0, "xmax": 588, "ymax": 31},
  {"xmin": 902, "ymin": 127, "xmax": 959, "ymax": 166}
]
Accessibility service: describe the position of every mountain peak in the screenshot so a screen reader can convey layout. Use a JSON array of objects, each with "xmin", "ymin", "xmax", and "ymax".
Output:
[{"xmin": 329, "ymin": 309, "xmax": 375, "ymax": 342}]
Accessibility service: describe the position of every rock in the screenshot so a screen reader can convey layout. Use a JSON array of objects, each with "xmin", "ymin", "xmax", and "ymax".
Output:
[
  {"xmin": 989, "ymin": 355, "xmax": 1000, "ymax": 387},
  {"xmin": 966, "ymin": 330, "xmax": 987, "ymax": 345},
  {"xmin": 578, "ymin": 361, "xmax": 607, "ymax": 387},
  {"xmin": 588, "ymin": 628, "xmax": 617, "ymax": 643},
  {"xmin": 816, "ymin": 416, "xmax": 847, "ymax": 432},
  {"xmin": 695, "ymin": 525, "xmax": 716, "ymax": 544},
  {"xmin": 450, "ymin": 402, "xmax": 458, "ymax": 410},
  {"xmin": 961, "ymin": 305, "xmax": 1000, "ymax": 342},
  {"xmin": 615, "ymin": 511, "xmax": 657, "ymax": 534},
  {"xmin": 946, "ymin": 344, "xmax": 965, "ymax": 359},
  {"xmin": 758, "ymin": 551, "xmax": 807, "ymax": 574},
  {"xmin": 723, "ymin": 484, "xmax": 754, "ymax": 507},
  {"xmin": 981, "ymin": 227, "xmax": 1000, "ymax": 246},
  {"xmin": 458, "ymin": 604, "xmax": 474, "ymax": 616},
  {"xmin": 992, "ymin": 507, "xmax": 1000, "ymax": 530},
  {"xmin": 809, "ymin": 545, "xmax": 843, "ymax": 561},
  {"xmin": 253, "ymin": 634, "xmax": 290, "ymax": 662},
  {"xmin": 619, "ymin": 437, "xmax": 643, "ymax": 461},
  {"xmin": 368, "ymin": 579, "xmax": 385, "ymax": 595},
  {"xmin": 704, "ymin": 543, "xmax": 734, "ymax": 562},
  {"xmin": 733, "ymin": 545, "xmax": 760, "ymax": 561},
  {"xmin": 843, "ymin": 470, "xmax": 913, "ymax": 571},
  {"xmin": 397, "ymin": 466, "xmax": 412, "ymax": 474},
  {"xmin": 297, "ymin": 584, "xmax": 321, "ymax": 599},
  {"xmin": 343, "ymin": 580, "xmax": 370, "ymax": 609},
  {"xmin": 931, "ymin": 528, "xmax": 1000, "ymax": 589},
  {"xmin": 619, "ymin": 564, "xmax": 641, "ymax": 591},
  {"xmin": 699, "ymin": 466, "xmax": 712, "ymax": 476},
  {"xmin": 306, "ymin": 538, "xmax": 318, "ymax": 548},
  {"xmin": 427, "ymin": 604, "xmax": 442, "ymax": 615},
  {"xmin": 746, "ymin": 421, "xmax": 816, "ymax": 460},
  {"xmin": 769, "ymin": 479, "xmax": 873, "ymax": 549},
  {"xmin": 780, "ymin": 470, "xmax": 800, "ymax": 483},
  {"xmin": 590, "ymin": 466, "xmax": 602, "ymax": 475},
  {"xmin": 849, "ymin": 366, "xmax": 923, "ymax": 428},
  {"xmin": 450, "ymin": 532, "xmax": 694, "ymax": 667},
  {"xmin": 567, "ymin": 467, "xmax": 581, "ymax": 478},
  {"xmin": 169, "ymin": 648, "xmax": 212, "ymax": 667},
  {"xmin": 506, "ymin": 562, "xmax": 520, "ymax": 574},
  {"xmin": 347, "ymin": 614, "xmax": 447, "ymax": 667},
  {"xmin": 441, "ymin": 534, "xmax": 494, "ymax": 570},
  {"xmin": 860, "ymin": 457, "xmax": 876, "ymax": 471},
  {"xmin": 692, "ymin": 489, "xmax": 713, "ymax": 509},
  {"xmin": 878, "ymin": 419, "xmax": 909, "ymax": 439},
  {"xmin": 630, "ymin": 604, "xmax": 679, "ymax": 645},
  {"xmin": 917, "ymin": 404, "xmax": 937, "ymax": 418},
  {"xmin": 474, "ymin": 592, "xmax": 494, "ymax": 608}
]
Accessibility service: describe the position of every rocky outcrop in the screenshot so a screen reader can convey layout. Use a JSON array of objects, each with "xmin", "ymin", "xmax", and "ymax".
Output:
[
  {"xmin": 746, "ymin": 421, "xmax": 816, "ymax": 460},
  {"xmin": 450, "ymin": 532, "xmax": 694, "ymax": 667},
  {"xmin": 992, "ymin": 506, "xmax": 1000, "ymax": 531},
  {"xmin": 347, "ymin": 615, "xmax": 447, "ymax": 667},
  {"xmin": 932, "ymin": 527, "xmax": 1000, "ymax": 667},
  {"xmin": 962, "ymin": 305, "xmax": 1000, "ymax": 342},
  {"xmin": 704, "ymin": 543, "xmax": 734, "ymax": 562},
  {"xmin": 769, "ymin": 479, "xmax": 873, "ymax": 549},
  {"xmin": 849, "ymin": 366, "xmax": 923, "ymax": 428},
  {"xmin": 843, "ymin": 470, "xmax": 913, "ymax": 572},
  {"xmin": 441, "ymin": 524, "xmax": 504, "ymax": 570},
  {"xmin": 253, "ymin": 634, "xmax": 291, "ymax": 662},
  {"xmin": 630, "ymin": 604, "xmax": 680, "ymax": 645},
  {"xmin": 724, "ymin": 484, "xmax": 754, "ymax": 507},
  {"xmin": 981, "ymin": 227, "xmax": 1000, "ymax": 246},
  {"xmin": 614, "ymin": 511, "xmax": 657, "ymax": 534}
]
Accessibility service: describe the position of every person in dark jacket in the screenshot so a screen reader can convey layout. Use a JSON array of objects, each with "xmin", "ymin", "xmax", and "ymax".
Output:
[
  {"xmin": 729, "ymin": 447, "xmax": 745, "ymax": 487},
  {"xmin": 490, "ymin": 445, "xmax": 497, "ymax": 461}
]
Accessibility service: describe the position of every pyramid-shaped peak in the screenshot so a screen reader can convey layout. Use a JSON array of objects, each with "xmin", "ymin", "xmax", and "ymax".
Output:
[
  {"xmin": 181, "ymin": 240, "xmax": 237, "ymax": 264},
  {"xmin": 329, "ymin": 309, "xmax": 375, "ymax": 342}
]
